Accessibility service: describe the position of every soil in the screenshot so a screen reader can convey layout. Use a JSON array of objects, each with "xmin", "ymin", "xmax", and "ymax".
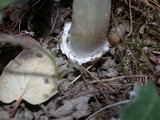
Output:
[{"xmin": 0, "ymin": 0, "xmax": 160, "ymax": 120}]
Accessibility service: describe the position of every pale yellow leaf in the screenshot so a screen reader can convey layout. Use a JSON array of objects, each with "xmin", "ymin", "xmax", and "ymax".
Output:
[{"xmin": 0, "ymin": 49, "xmax": 58, "ymax": 105}]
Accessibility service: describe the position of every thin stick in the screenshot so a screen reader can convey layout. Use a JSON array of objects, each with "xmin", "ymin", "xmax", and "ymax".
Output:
[
  {"xmin": 79, "ymin": 65, "xmax": 115, "ymax": 92},
  {"xmin": 147, "ymin": 0, "xmax": 160, "ymax": 8},
  {"xmin": 104, "ymin": 83, "xmax": 134, "ymax": 86},
  {"xmin": 144, "ymin": 0, "xmax": 160, "ymax": 8},
  {"xmin": 127, "ymin": 0, "xmax": 133, "ymax": 37},
  {"xmin": 86, "ymin": 100, "xmax": 130, "ymax": 120},
  {"xmin": 90, "ymin": 75, "xmax": 147, "ymax": 84},
  {"xmin": 152, "ymin": 51, "xmax": 160, "ymax": 55},
  {"xmin": 70, "ymin": 65, "xmax": 93, "ymax": 85},
  {"xmin": 144, "ymin": 0, "xmax": 151, "ymax": 5},
  {"xmin": 12, "ymin": 0, "xmax": 42, "ymax": 32},
  {"xmin": 63, "ymin": 65, "xmax": 93, "ymax": 91},
  {"xmin": 50, "ymin": 8, "xmax": 60, "ymax": 34},
  {"xmin": 10, "ymin": 98, "xmax": 23, "ymax": 118},
  {"xmin": 10, "ymin": 74, "xmax": 32, "ymax": 118},
  {"xmin": 140, "ymin": 0, "xmax": 160, "ymax": 9}
]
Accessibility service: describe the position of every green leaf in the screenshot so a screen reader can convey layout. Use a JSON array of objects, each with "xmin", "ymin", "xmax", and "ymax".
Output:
[
  {"xmin": 0, "ymin": 0, "xmax": 21, "ymax": 21},
  {"xmin": 121, "ymin": 82, "xmax": 160, "ymax": 120},
  {"xmin": 0, "ymin": 0, "xmax": 20, "ymax": 9}
]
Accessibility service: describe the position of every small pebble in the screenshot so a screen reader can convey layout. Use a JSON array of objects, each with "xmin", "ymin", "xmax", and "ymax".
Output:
[
  {"xmin": 121, "ymin": 79, "xmax": 128, "ymax": 84},
  {"xmin": 109, "ymin": 95, "xmax": 115, "ymax": 100},
  {"xmin": 155, "ymin": 65, "xmax": 160, "ymax": 74}
]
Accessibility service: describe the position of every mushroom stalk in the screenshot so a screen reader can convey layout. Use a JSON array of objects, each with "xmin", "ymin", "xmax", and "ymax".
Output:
[{"xmin": 60, "ymin": 0, "xmax": 111, "ymax": 64}]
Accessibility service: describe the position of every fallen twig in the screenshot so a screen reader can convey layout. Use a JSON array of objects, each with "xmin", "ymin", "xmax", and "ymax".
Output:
[
  {"xmin": 50, "ymin": 7, "xmax": 60, "ymax": 34},
  {"xmin": 79, "ymin": 65, "xmax": 115, "ymax": 92},
  {"xmin": 12, "ymin": 0, "xmax": 42, "ymax": 32},
  {"xmin": 153, "ymin": 51, "xmax": 160, "ymax": 55},
  {"xmin": 62, "ymin": 65, "xmax": 93, "ymax": 91},
  {"xmin": 90, "ymin": 75, "xmax": 147, "ymax": 84},
  {"xmin": 86, "ymin": 100, "xmax": 130, "ymax": 120},
  {"xmin": 141, "ymin": 0, "xmax": 160, "ymax": 9},
  {"xmin": 127, "ymin": 0, "xmax": 133, "ymax": 37}
]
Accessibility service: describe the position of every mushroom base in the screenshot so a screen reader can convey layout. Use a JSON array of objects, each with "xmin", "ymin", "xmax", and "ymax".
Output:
[{"xmin": 60, "ymin": 22, "xmax": 110, "ymax": 65}]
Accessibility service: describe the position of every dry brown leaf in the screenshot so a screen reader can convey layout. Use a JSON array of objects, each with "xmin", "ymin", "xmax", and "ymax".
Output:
[{"xmin": 51, "ymin": 95, "xmax": 91, "ymax": 119}]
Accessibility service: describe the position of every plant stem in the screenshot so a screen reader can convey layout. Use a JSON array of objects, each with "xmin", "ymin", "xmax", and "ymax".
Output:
[
  {"xmin": 86, "ymin": 100, "xmax": 130, "ymax": 120},
  {"xmin": 70, "ymin": 0, "xmax": 111, "ymax": 57},
  {"xmin": 60, "ymin": 0, "xmax": 111, "ymax": 64}
]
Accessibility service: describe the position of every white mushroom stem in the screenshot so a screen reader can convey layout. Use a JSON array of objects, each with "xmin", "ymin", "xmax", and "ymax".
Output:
[{"xmin": 60, "ymin": 0, "xmax": 111, "ymax": 65}]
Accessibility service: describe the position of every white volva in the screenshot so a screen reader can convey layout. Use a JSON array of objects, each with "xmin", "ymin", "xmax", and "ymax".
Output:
[{"xmin": 61, "ymin": 0, "xmax": 111, "ymax": 64}]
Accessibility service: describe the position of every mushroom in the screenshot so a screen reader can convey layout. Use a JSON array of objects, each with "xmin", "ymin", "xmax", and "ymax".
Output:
[{"xmin": 60, "ymin": 0, "xmax": 111, "ymax": 64}]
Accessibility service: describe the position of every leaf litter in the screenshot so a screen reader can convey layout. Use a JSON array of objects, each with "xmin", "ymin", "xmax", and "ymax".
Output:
[
  {"xmin": 0, "ymin": 0, "xmax": 160, "ymax": 120},
  {"xmin": 45, "ymin": 95, "xmax": 91, "ymax": 119}
]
